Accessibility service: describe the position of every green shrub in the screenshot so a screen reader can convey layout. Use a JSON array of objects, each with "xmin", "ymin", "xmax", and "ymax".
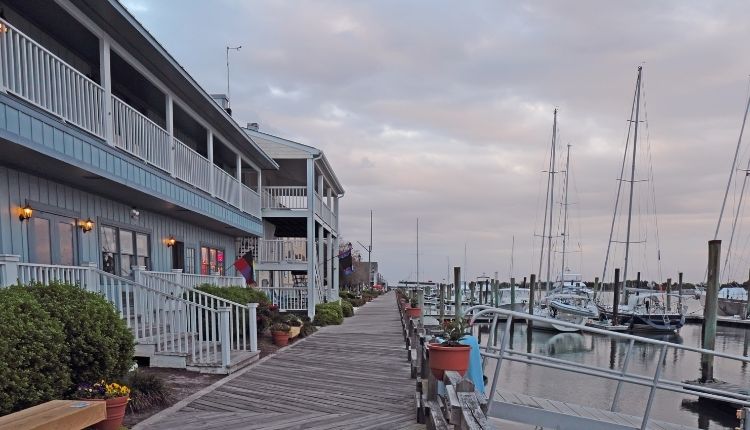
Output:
[
  {"xmin": 0, "ymin": 288, "xmax": 71, "ymax": 414},
  {"xmin": 338, "ymin": 291, "xmax": 356, "ymax": 300},
  {"xmin": 341, "ymin": 300, "xmax": 354, "ymax": 317},
  {"xmin": 298, "ymin": 315, "xmax": 317, "ymax": 338},
  {"xmin": 125, "ymin": 370, "xmax": 173, "ymax": 413},
  {"xmin": 346, "ymin": 297, "xmax": 366, "ymax": 307},
  {"xmin": 20, "ymin": 282, "xmax": 134, "ymax": 387},
  {"xmin": 195, "ymin": 285, "xmax": 275, "ymax": 332},
  {"xmin": 313, "ymin": 302, "xmax": 344, "ymax": 326}
]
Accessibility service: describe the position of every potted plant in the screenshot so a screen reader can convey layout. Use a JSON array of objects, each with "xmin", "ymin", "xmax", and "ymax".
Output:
[
  {"xmin": 427, "ymin": 318, "xmax": 472, "ymax": 379},
  {"xmin": 271, "ymin": 322, "xmax": 291, "ymax": 346},
  {"xmin": 285, "ymin": 315, "xmax": 303, "ymax": 338},
  {"xmin": 74, "ymin": 380, "xmax": 130, "ymax": 430},
  {"xmin": 405, "ymin": 296, "xmax": 421, "ymax": 318}
]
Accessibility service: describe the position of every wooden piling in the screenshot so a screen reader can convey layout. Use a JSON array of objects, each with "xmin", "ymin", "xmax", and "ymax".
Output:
[
  {"xmin": 678, "ymin": 272, "xmax": 683, "ymax": 311},
  {"xmin": 702, "ymin": 239, "xmax": 721, "ymax": 383},
  {"xmin": 493, "ymin": 280, "xmax": 499, "ymax": 307},
  {"xmin": 528, "ymin": 274, "xmax": 536, "ymax": 353},
  {"xmin": 613, "ymin": 268, "xmax": 620, "ymax": 326},
  {"xmin": 418, "ymin": 287, "xmax": 424, "ymax": 328},
  {"xmin": 593, "ymin": 276, "xmax": 599, "ymax": 301},
  {"xmin": 510, "ymin": 277, "xmax": 516, "ymax": 310},
  {"xmin": 745, "ymin": 269, "xmax": 750, "ymax": 320},
  {"xmin": 439, "ymin": 283, "xmax": 446, "ymax": 323},
  {"xmin": 454, "ymin": 267, "xmax": 462, "ymax": 320},
  {"xmin": 469, "ymin": 282, "xmax": 476, "ymax": 306},
  {"xmin": 666, "ymin": 278, "xmax": 672, "ymax": 310}
]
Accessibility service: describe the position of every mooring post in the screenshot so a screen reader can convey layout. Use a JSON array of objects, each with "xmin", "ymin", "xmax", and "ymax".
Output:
[
  {"xmin": 746, "ymin": 269, "xmax": 750, "ymax": 319},
  {"xmin": 454, "ymin": 267, "xmax": 462, "ymax": 320},
  {"xmin": 469, "ymin": 282, "xmax": 476, "ymax": 306},
  {"xmin": 666, "ymin": 278, "xmax": 672, "ymax": 310},
  {"xmin": 439, "ymin": 283, "xmax": 445, "ymax": 323},
  {"xmin": 510, "ymin": 277, "xmax": 516, "ymax": 310},
  {"xmin": 418, "ymin": 287, "xmax": 424, "ymax": 328},
  {"xmin": 492, "ymin": 280, "xmax": 499, "ymax": 307},
  {"xmin": 702, "ymin": 239, "xmax": 721, "ymax": 383},
  {"xmin": 613, "ymin": 268, "xmax": 621, "ymax": 326},
  {"xmin": 528, "ymin": 274, "xmax": 536, "ymax": 353},
  {"xmin": 678, "ymin": 272, "xmax": 684, "ymax": 312}
]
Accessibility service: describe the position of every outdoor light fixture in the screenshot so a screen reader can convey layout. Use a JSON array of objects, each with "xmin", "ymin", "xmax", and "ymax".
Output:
[
  {"xmin": 0, "ymin": 23, "xmax": 8, "ymax": 34},
  {"xmin": 18, "ymin": 204, "xmax": 33, "ymax": 221},
  {"xmin": 166, "ymin": 236, "xmax": 176, "ymax": 247},
  {"xmin": 79, "ymin": 218, "xmax": 94, "ymax": 233}
]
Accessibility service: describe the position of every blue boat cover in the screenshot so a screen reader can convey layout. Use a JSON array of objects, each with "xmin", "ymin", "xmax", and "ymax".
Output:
[{"xmin": 434, "ymin": 335, "xmax": 485, "ymax": 394}]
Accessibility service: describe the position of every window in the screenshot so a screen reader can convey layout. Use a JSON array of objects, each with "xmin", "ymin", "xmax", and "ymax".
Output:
[
  {"xmin": 101, "ymin": 226, "xmax": 150, "ymax": 277},
  {"xmin": 185, "ymin": 248, "xmax": 196, "ymax": 274},
  {"xmin": 200, "ymin": 246, "xmax": 224, "ymax": 275}
]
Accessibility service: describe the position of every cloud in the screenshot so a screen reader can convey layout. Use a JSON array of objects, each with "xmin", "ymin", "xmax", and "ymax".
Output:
[{"xmin": 128, "ymin": 0, "xmax": 750, "ymax": 283}]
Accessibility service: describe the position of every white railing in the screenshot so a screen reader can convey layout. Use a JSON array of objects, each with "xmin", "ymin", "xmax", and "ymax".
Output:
[
  {"xmin": 241, "ymin": 184, "xmax": 261, "ymax": 218},
  {"xmin": 262, "ymin": 186, "xmax": 307, "ymax": 209},
  {"xmin": 259, "ymin": 239, "xmax": 308, "ymax": 263},
  {"xmin": 174, "ymin": 137, "xmax": 211, "ymax": 193},
  {"xmin": 146, "ymin": 270, "xmax": 245, "ymax": 289},
  {"xmin": 0, "ymin": 18, "xmax": 105, "ymax": 138},
  {"xmin": 0, "ymin": 263, "xmax": 5, "ymax": 286},
  {"xmin": 138, "ymin": 271, "xmax": 257, "ymax": 353},
  {"xmin": 213, "ymin": 166, "xmax": 240, "ymax": 208},
  {"xmin": 17, "ymin": 262, "xmax": 92, "ymax": 290},
  {"xmin": 470, "ymin": 306, "xmax": 750, "ymax": 429},
  {"xmin": 261, "ymin": 287, "xmax": 308, "ymax": 311},
  {"xmin": 111, "ymin": 95, "xmax": 171, "ymax": 172}
]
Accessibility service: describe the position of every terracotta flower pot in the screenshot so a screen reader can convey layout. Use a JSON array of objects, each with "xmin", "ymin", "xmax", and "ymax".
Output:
[
  {"xmin": 427, "ymin": 344, "xmax": 471, "ymax": 380},
  {"xmin": 272, "ymin": 331, "xmax": 290, "ymax": 346},
  {"xmin": 405, "ymin": 307, "xmax": 421, "ymax": 318},
  {"xmin": 93, "ymin": 396, "xmax": 128, "ymax": 430}
]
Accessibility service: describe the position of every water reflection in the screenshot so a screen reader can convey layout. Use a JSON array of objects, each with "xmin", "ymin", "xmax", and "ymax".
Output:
[{"xmin": 476, "ymin": 322, "xmax": 750, "ymax": 429}]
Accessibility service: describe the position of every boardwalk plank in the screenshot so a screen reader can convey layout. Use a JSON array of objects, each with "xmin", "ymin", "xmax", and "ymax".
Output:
[{"xmin": 139, "ymin": 292, "xmax": 422, "ymax": 430}]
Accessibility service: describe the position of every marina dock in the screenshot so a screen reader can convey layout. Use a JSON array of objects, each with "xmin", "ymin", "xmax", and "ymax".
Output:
[{"xmin": 136, "ymin": 292, "xmax": 423, "ymax": 430}]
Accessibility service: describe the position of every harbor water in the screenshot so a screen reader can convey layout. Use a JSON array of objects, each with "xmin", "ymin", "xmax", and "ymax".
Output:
[{"xmin": 475, "ymin": 322, "xmax": 749, "ymax": 429}]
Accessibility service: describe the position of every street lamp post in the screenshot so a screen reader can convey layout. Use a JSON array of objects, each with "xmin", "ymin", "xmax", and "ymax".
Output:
[{"xmin": 357, "ymin": 210, "xmax": 374, "ymax": 289}]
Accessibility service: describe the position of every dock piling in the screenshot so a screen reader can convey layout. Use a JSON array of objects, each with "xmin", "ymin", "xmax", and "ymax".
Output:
[
  {"xmin": 666, "ymin": 278, "xmax": 672, "ymax": 310},
  {"xmin": 454, "ymin": 267, "xmax": 462, "ymax": 320},
  {"xmin": 528, "ymin": 274, "xmax": 536, "ymax": 353},
  {"xmin": 613, "ymin": 268, "xmax": 620, "ymax": 326},
  {"xmin": 702, "ymin": 239, "xmax": 721, "ymax": 383},
  {"xmin": 510, "ymin": 277, "xmax": 516, "ymax": 310},
  {"xmin": 439, "ymin": 283, "xmax": 445, "ymax": 323},
  {"xmin": 594, "ymin": 276, "xmax": 599, "ymax": 301},
  {"xmin": 746, "ymin": 269, "xmax": 750, "ymax": 319},
  {"xmin": 678, "ymin": 272, "xmax": 683, "ymax": 312}
]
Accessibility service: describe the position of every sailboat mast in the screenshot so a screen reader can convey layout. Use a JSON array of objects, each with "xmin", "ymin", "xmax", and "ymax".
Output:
[
  {"xmin": 622, "ymin": 66, "xmax": 643, "ymax": 295},
  {"xmin": 547, "ymin": 108, "xmax": 558, "ymax": 292},
  {"xmin": 561, "ymin": 144, "xmax": 571, "ymax": 283}
]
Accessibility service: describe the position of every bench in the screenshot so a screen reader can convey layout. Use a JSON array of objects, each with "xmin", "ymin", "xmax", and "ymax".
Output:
[{"xmin": 0, "ymin": 400, "xmax": 106, "ymax": 430}]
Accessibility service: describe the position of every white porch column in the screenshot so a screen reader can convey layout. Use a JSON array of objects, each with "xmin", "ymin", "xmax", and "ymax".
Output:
[
  {"xmin": 317, "ymin": 223, "xmax": 324, "ymax": 299},
  {"xmin": 236, "ymin": 154, "xmax": 242, "ymax": 209},
  {"xmin": 99, "ymin": 37, "xmax": 113, "ymax": 146},
  {"xmin": 306, "ymin": 157, "xmax": 316, "ymax": 318},
  {"xmin": 333, "ymin": 196, "xmax": 339, "ymax": 231},
  {"xmin": 166, "ymin": 94, "xmax": 174, "ymax": 175},
  {"xmin": 327, "ymin": 231, "xmax": 333, "ymax": 300},
  {"xmin": 207, "ymin": 130, "xmax": 215, "ymax": 196}
]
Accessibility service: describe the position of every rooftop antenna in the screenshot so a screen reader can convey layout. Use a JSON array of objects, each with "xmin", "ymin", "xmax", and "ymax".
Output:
[{"xmin": 226, "ymin": 45, "xmax": 242, "ymax": 110}]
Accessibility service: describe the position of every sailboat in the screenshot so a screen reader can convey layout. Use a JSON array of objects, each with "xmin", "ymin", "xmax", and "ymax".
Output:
[
  {"xmin": 528, "ymin": 111, "xmax": 595, "ymax": 332},
  {"xmin": 597, "ymin": 66, "xmax": 684, "ymax": 333}
]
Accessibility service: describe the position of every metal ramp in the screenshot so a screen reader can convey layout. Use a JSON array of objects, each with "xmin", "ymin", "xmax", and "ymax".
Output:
[{"xmin": 490, "ymin": 389, "xmax": 698, "ymax": 430}]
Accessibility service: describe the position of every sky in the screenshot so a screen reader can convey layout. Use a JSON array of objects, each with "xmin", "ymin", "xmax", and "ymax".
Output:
[{"xmin": 123, "ymin": 0, "xmax": 750, "ymax": 284}]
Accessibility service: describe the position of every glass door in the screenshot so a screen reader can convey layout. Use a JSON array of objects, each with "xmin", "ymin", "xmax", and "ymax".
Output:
[{"xmin": 28, "ymin": 212, "xmax": 77, "ymax": 265}]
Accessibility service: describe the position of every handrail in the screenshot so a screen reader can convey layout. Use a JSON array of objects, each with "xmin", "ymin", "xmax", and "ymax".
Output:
[{"xmin": 469, "ymin": 305, "xmax": 750, "ymax": 429}]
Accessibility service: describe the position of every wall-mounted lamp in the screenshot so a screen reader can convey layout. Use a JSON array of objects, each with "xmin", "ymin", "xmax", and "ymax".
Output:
[
  {"xmin": 79, "ymin": 218, "xmax": 94, "ymax": 233},
  {"xmin": 166, "ymin": 236, "xmax": 176, "ymax": 247},
  {"xmin": 18, "ymin": 204, "xmax": 33, "ymax": 222},
  {"xmin": 130, "ymin": 207, "xmax": 140, "ymax": 221},
  {"xmin": 0, "ymin": 23, "xmax": 8, "ymax": 34}
]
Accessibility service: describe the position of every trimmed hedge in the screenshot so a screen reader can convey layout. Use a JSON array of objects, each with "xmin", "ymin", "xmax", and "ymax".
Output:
[
  {"xmin": 0, "ymin": 288, "xmax": 70, "ymax": 415},
  {"xmin": 341, "ymin": 300, "xmax": 354, "ymax": 317},
  {"xmin": 313, "ymin": 302, "xmax": 344, "ymax": 326},
  {"xmin": 19, "ymin": 282, "xmax": 134, "ymax": 388}
]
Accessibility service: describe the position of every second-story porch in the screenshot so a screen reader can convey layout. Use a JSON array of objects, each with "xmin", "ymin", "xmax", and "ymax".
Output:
[{"xmin": 0, "ymin": 1, "xmax": 277, "ymax": 233}]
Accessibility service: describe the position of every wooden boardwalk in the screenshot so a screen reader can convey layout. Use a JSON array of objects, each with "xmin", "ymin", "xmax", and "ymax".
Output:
[{"xmin": 138, "ymin": 291, "xmax": 423, "ymax": 430}]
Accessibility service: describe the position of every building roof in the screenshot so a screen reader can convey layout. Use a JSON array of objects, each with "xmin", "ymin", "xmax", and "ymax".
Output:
[
  {"xmin": 68, "ymin": 0, "xmax": 278, "ymax": 170},
  {"xmin": 243, "ymin": 128, "xmax": 345, "ymax": 195}
]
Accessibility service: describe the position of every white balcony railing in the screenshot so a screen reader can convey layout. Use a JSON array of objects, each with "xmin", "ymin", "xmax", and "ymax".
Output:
[
  {"xmin": 174, "ymin": 137, "xmax": 212, "ymax": 194},
  {"xmin": 112, "ymin": 95, "xmax": 172, "ymax": 172},
  {"xmin": 213, "ymin": 165, "xmax": 239, "ymax": 207},
  {"xmin": 258, "ymin": 239, "xmax": 307, "ymax": 264},
  {"xmin": 262, "ymin": 186, "xmax": 307, "ymax": 209},
  {"xmin": 241, "ymin": 184, "xmax": 261, "ymax": 218},
  {"xmin": 146, "ymin": 270, "xmax": 245, "ymax": 289},
  {"xmin": 0, "ymin": 18, "xmax": 105, "ymax": 138},
  {"xmin": 0, "ymin": 17, "xmax": 260, "ymax": 220}
]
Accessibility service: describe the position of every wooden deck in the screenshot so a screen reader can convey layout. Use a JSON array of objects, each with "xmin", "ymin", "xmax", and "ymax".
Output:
[{"xmin": 138, "ymin": 291, "xmax": 423, "ymax": 430}]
